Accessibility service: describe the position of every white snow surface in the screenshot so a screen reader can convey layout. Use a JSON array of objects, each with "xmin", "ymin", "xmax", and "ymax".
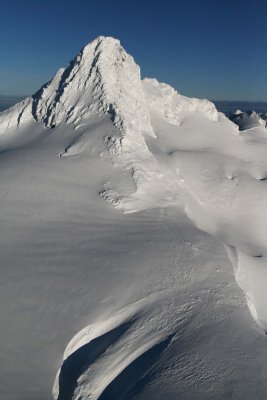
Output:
[
  {"xmin": 229, "ymin": 110, "xmax": 267, "ymax": 131},
  {"xmin": 1, "ymin": 36, "xmax": 267, "ymax": 399}
]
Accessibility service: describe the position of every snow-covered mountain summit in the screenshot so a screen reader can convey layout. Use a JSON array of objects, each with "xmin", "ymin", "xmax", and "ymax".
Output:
[
  {"xmin": 32, "ymin": 36, "xmax": 155, "ymax": 132},
  {"xmin": 1, "ymin": 35, "xmax": 267, "ymax": 328},
  {"xmin": 0, "ymin": 36, "xmax": 218, "ymax": 133},
  {"xmin": 0, "ymin": 35, "xmax": 220, "ymax": 206},
  {"xmin": 1, "ymin": 36, "xmax": 267, "ymax": 400},
  {"xmin": 0, "ymin": 37, "xmax": 148, "ymax": 131}
]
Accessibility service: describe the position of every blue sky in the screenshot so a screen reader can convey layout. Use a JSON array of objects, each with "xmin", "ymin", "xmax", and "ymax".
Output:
[{"xmin": 1, "ymin": 0, "xmax": 267, "ymax": 100}]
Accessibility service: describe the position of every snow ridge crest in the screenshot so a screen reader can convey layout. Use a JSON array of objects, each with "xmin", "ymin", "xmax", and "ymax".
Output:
[
  {"xmin": 32, "ymin": 37, "xmax": 154, "ymax": 135},
  {"xmin": 0, "ymin": 36, "xmax": 218, "ymax": 139}
]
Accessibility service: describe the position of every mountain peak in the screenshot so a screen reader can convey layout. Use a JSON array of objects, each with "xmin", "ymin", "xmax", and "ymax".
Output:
[
  {"xmin": 30, "ymin": 35, "xmax": 146, "ymax": 130},
  {"xmin": 77, "ymin": 36, "xmax": 127, "ymax": 70},
  {"xmin": 82, "ymin": 35, "xmax": 121, "ymax": 53},
  {"xmin": 0, "ymin": 36, "xmax": 217, "ymax": 141}
]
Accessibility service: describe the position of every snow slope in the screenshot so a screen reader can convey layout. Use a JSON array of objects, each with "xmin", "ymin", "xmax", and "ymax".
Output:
[{"xmin": 1, "ymin": 36, "xmax": 267, "ymax": 399}]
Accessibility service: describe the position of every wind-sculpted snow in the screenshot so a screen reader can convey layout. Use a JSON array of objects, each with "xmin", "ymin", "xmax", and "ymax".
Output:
[
  {"xmin": 142, "ymin": 78, "xmax": 218, "ymax": 124},
  {"xmin": 0, "ymin": 97, "xmax": 32, "ymax": 134},
  {"xmin": 143, "ymin": 96, "xmax": 267, "ymax": 330},
  {"xmin": 0, "ymin": 37, "xmax": 218, "ymax": 207},
  {"xmin": 229, "ymin": 110, "xmax": 267, "ymax": 131},
  {"xmin": 1, "ymin": 36, "xmax": 267, "ymax": 400},
  {"xmin": 53, "ymin": 300, "xmax": 174, "ymax": 400}
]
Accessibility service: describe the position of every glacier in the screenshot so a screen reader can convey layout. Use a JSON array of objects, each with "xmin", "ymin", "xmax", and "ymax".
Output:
[{"xmin": 1, "ymin": 36, "xmax": 267, "ymax": 399}]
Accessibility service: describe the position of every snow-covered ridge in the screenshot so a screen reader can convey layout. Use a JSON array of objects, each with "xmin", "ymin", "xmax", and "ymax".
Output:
[
  {"xmin": 32, "ymin": 37, "xmax": 154, "ymax": 135},
  {"xmin": 1, "ymin": 37, "xmax": 267, "ymax": 334},
  {"xmin": 0, "ymin": 36, "xmax": 218, "ymax": 138},
  {"xmin": 0, "ymin": 97, "xmax": 32, "ymax": 134},
  {"xmin": 229, "ymin": 109, "xmax": 267, "ymax": 131},
  {"xmin": 142, "ymin": 78, "xmax": 218, "ymax": 124},
  {"xmin": 0, "ymin": 35, "xmax": 219, "ymax": 207},
  {"xmin": 2, "ymin": 35, "xmax": 267, "ymax": 400},
  {"xmin": 52, "ymin": 299, "xmax": 169, "ymax": 400}
]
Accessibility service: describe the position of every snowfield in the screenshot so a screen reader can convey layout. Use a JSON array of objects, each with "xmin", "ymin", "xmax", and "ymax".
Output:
[{"xmin": 1, "ymin": 36, "xmax": 267, "ymax": 399}]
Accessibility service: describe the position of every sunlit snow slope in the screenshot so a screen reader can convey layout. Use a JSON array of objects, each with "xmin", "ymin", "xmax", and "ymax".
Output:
[{"xmin": 1, "ymin": 36, "xmax": 267, "ymax": 400}]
